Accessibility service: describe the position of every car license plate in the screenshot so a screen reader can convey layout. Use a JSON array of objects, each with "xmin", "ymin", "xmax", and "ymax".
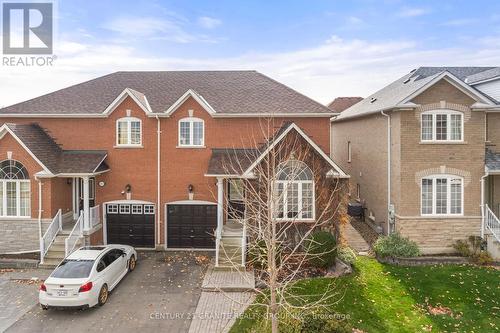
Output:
[{"xmin": 57, "ymin": 289, "xmax": 67, "ymax": 297}]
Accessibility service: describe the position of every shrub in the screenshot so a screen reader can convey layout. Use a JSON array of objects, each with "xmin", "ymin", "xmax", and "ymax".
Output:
[
  {"xmin": 452, "ymin": 236, "xmax": 492, "ymax": 265},
  {"xmin": 305, "ymin": 231, "xmax": 337, "ymax": 269},
  {"xmin": 280, "ymin": 309, "xmax": 352, "ymax": 333},
  {"xmin": 337, "ymin": 246, "xmax": 357, "ymax": 265},
  {"xmin": 373, "ymin": 233, "xmax": 420, "ymax": 258},
  {"xmin": 247, "ymin": 239, "xmax": 283, "ymax": 269}
]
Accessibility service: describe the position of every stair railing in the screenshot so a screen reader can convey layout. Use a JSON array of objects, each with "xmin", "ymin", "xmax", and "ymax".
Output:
[
  {"xmin": 40, "ymin": 209, "xmax": 62, "ymax": 264},
  {"xmin": 65, "ymin": 210, "xmax": 84, "ymax": 257},
  {"xmin": 485, "ymin": 204, "xmax": 500, "ymax": 242}
]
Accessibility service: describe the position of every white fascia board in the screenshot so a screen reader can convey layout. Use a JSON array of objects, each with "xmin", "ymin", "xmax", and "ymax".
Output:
[
  {"xmin": 400, "ymin": 72, "xmax": 495, "ymax": 105},
  {"xmin": 0, "ymin": 124, "xmax": 53, "ymax": 175},
  {"xmin": 242, "ymin": 123, "xmax": 349, "ymax": 178},
  {"xmin": 102, "ymin": 88, "xmax": 152, "ymax": 115},
  {"xmin": 164, "ymin": 89, "xmax": 216, "ymax": 116}
]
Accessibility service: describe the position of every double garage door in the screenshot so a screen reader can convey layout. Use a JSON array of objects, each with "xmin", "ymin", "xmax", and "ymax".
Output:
[
  {"xmin": 106, "ymin": 203, "xmax": 216, "ymax": 249},
  {"xmin": 106, "ymin": 203, "xmax": 155, "ymax": 248},
  {"xmin": 167, "ymin": 204, "xmax": 217, "ymax": 248}
]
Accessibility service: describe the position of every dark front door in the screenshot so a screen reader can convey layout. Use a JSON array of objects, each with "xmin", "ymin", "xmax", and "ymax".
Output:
[
  {"xmin": 106, "ymin": 203, "xmax": 155, "ymax": 248},
  {"xmin": 167, "ymin": 204, "xmax": 217, "ymax": 248}
]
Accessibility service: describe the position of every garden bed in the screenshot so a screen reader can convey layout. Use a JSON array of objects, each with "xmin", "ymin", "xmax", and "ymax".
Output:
[{"xmin": 376, "ymin": 255, "xmax": 469, "ymax": 266}]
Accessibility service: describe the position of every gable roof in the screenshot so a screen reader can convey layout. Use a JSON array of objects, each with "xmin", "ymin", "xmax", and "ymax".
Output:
[
  {"xmin": 0, "ymin": 71, "xmax": 334, "ymax": 117},
  {"xmin": 0, "ymin": 123, "xmax": 109, "ymax": 175},
  {"xmin": 206, "ymin": 122, "xmax": 348, "ymax": 178},
  {"xmin": 327, "ymin": 97, "xmax": 363, "ymax": 112},
  {"xmin": 334, "ymin": 67, "xmax": 499, "ymax": 121}
]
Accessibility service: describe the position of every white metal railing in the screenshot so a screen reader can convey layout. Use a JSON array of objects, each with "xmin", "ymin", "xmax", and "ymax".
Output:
[
  {"xmin": 65, "ymin": 211, "xmax": 83, "ymax": 257},
  {"xmin": 241, "ymin": 221, "xmax": 247, "ymax": 267},
  {"xmin": 90, "ymin": 205, "xmax": 100, "ymax": 228},
  {"xmin": 485, "ymin": 204, "xmax": 500, "ymax": 242},
  {"xmin": 40, "ymin": 209, "xmax": 62, "ymax": 264}
]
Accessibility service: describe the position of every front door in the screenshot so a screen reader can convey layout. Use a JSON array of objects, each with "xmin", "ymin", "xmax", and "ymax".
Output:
[
  {"xmin": 228, "ymin": 179, "xmax": 245, "ymax": 220},
  {"xmin": 79, "ymin": 178, "xmax": 96, "ymax": 211}
]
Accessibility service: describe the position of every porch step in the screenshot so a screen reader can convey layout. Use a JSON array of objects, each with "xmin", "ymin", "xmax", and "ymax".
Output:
[
  {"xmin": 39, "ymin": 257, "xmax": 63, "ymax": 269},
  {"xmin": 217, "ymin": 241, "xmax": 244, "ymax": 268}
]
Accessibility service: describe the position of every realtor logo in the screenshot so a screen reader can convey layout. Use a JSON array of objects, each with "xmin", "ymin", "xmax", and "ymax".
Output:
[{"xmin": 2, "ymin": 2, "xmax": 53, "ymax": 54}]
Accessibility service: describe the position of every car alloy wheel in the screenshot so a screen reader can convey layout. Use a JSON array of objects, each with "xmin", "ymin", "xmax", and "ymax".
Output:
[
  {"xmin": 128, "ymin": 255, "xmax": 136, "ymax": 272},
  {"xmin": 98, "ymin": 284, "xmax": 108, "ymax": 306}
]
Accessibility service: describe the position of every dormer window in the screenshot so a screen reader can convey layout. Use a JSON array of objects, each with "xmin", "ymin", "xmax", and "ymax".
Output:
[
  {"xmin": 178, "ymin": 117, "xmax": 204, "ymax": 147},
  {"xmin": 421, "ymin": 110, "xmax": 463, "ymax": 142},
  {"xmin": 116, "ymin": 117, "xmax": 142, "ymax": 147}
]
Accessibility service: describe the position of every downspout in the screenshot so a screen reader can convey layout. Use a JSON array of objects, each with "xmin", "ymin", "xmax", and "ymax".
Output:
[
  {"xmin": 36, "ymin": 177, "xmax": 43, "ymax": 263},
  {"xmin": 381, "ymin": 111, "xmax": 391, "ymax": 234},
  {"xmin": 156, "ymin": 115, "xmax": 161, "ymax": 247}
]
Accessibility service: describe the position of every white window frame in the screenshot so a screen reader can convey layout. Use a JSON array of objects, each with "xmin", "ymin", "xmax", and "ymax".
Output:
[
  {"xmin": 420, "ymin": 110, "xmax": 464, "ymax": 142},
  {"xmin": 178, "ymin": 117, "xmax": 205, "ymax": 148},
  {"xmin": 275, "ymin": 181, "xmax": 315, "ymax": 221},
  {"xmin": 131, "ymin": 204, "xmax": 143, "ymax": 214},
  {"xmin": 347, "ymin": 141, "xmax": 352, "ymax": 163},
  {"xmin": 107, "ymin": 204, "xmax": 118, "ymax": 214},
  {"xmin": 420, "ymin": 175, "xmax": 464, "ymax": 216},
  {"xmin": 0, "ymin": 180, "xmax": 30, "ymax": 218},
  {"xmin": 144, "ymin": 205, "xmax": 155, "ymax": 214},
  {"xmin": 119, "ymin": 204, "xmax": 131, "ymax": 214},
  {"xmin": 116, "ymin": 117, "xmax": 142, "ymax": 147}
]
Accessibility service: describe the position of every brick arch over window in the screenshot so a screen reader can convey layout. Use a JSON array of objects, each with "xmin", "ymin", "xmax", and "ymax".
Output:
[
  {"xmin": 414, "ymin": 166, "xmax": 471, "ymax": 187},
  {"xmin": 414, "ymin": 101, "xmax": 471, "ymax": 123}
]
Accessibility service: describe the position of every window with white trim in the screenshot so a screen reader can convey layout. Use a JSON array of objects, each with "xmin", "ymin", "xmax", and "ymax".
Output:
[
  {"xmin": 0, "ymin": 160, "xmax": 30, "ymax": 217},
  {"xmin": 116, "ymin": 117, "xmax": 142, "ymax": 146},
  {"xmin": 107, "ymin": 204, "xmax": 118, "ymax": 214},
  {"xmin": 274, "ymin": 160, "xmax": 314, "ymax": 220},
  {"xmin": 119, "ymin": 204, "xmax": 131, "ymax": 214},
  {"xmin": 421, "ymin": 175, "xmax": 463, "ymax": 215},
  {"xmin": 347, "ymin": 141, "xmax": 352, "ymax": 163},
  {"xmin": 131, "ymin": 204, "xmax": 143, "ymax": 214},
  {"xmin": 144, "ymin": 205, "xmax": 155, "ymax": 214},
  {"xmin": 421, "ymin": 110, "xmax": 463, "ymax": 142},
  {"xmin": 178, "ymin": 117, "xmax": 204, "ymax": 147}
]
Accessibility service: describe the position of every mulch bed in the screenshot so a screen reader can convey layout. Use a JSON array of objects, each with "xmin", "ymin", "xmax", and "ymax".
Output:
[{"xmin": 349, "ymin": 217, "xmax": 380, "ymax": 247}]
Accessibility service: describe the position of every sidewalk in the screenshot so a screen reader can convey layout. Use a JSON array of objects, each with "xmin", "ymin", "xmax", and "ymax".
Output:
[{"xmin": 188, "ymin": 266, "xmax": 255, "ymax": 333}]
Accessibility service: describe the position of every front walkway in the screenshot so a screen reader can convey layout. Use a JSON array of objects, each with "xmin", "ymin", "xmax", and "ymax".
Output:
[{"xmin": 188, "ymin": 266, "xmax": 255, "ymax": 333}]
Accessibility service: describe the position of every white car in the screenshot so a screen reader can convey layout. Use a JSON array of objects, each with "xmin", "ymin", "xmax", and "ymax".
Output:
[{"xmin": 39, "ymin": 245, "xmax": 137, "ymax": 309}]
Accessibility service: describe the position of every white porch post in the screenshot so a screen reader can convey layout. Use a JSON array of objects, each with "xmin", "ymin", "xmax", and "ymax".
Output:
[
  {"xmin": 72, "ymin": 178, "xmax": 77, "ymax": 219},
  {"xmin": 217, "ymin": 178, "xmax": 224, "ymax": 235},
  {"xmin": 83, "ymin": 176, "xmax": 90, "ymax": 231}
]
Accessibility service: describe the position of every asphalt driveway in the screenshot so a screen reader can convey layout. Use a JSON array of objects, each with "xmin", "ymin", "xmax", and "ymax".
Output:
[{"xmin": 2, "ymin": 251, "xmax": 210, "ymax": 333}]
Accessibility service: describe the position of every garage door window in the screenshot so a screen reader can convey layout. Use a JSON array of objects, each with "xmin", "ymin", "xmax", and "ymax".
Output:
[
  {"xmin": 144, "ymin": 205, "xmax": 155, "ymax": 214},
  {"xmin": 119, "ymin": 205, "xmax": 130, "ymax": 214},
  {"xmin": 107, "ymin": 204, "xmax": 118, "ymax": 214},
  {"xmin": 132, "ymin": 205, "xmax": 143, "ymax": 214}
]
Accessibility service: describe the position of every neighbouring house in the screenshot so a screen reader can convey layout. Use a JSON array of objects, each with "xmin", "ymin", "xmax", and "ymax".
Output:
[
  {"xmin": 0, "ymin": 70, "xmax": 348, "ymax": 267},
  {"xmin": 327, "ymin": 97, "xmax": 363, "ymax": 113},
  {"xmin": 331, "ymin": 67, "xmax": 500, "ymax": 257}
]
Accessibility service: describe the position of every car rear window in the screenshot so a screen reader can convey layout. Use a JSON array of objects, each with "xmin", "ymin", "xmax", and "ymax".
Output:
[{"xmin": 51, "ymin": 259, "xmax": 95, "ymax": 278}]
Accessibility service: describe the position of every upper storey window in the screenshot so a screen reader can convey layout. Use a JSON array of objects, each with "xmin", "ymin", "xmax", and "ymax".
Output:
[
  {"xmin": 178, "ymin": 117, "xmax": 204, "ymax": 147},
  {"xmin": 116, "ymin": 117, "xmax": 142, "ymax": 147},
  {"xmin": 421, "ymin": 110, "xmax": 463, "ymax": 142}
]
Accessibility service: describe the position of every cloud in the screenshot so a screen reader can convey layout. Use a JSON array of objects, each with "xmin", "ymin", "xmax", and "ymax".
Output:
[
  {"xmin": 2, "ymin": 34, "xmax": 500, "ymax": 108},
  {"xmin": 397, "ymin": 7, "xmax": 429, "ymax": 17},
  {"xmin": 198, "ymin": 16, "xmax": 222, "ymax": 29},
  {"xmin": 441, "ymin": 18, "xmax": 477, "ymax": 27}
]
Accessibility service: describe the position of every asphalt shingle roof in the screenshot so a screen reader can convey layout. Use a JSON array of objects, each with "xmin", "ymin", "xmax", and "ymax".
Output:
[
  {"xmin": 5, "ymin": 123, "xmax": 108, "ymax": 174},
  {"xmin": 0, "ymin": 71, "xmax": 333, "ymax": 115},
  {"xmin": 335, "ymin": 67, "xmax": 500, "ymax": 121},
  {"xmin": 327, "ymin": 97, "xmax": 363, "ymax": 112}
]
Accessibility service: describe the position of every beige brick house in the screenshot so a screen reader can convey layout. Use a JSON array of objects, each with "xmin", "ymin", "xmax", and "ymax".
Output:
[{"xmin": 331, "ymin": 67, "xmax": 500, "ymax": 256}]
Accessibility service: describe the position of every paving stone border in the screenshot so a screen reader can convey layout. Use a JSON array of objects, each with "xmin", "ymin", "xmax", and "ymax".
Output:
[{"xmin": 377, "ymin": 255, "xmax": 469, "ymax": 266}]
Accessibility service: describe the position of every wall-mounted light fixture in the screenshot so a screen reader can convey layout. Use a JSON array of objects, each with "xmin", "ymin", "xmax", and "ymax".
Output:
[
  {"xmin": 188, "ymin": 184, "xmax": 194, "ymax": 200},
  {"xmin": 66, "ymin": 179, "xmax": 72, "ymax": 185}
]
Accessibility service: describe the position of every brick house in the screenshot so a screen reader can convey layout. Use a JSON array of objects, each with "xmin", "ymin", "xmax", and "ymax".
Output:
[
  {"xmin": 0, "ymin": 71, "xmax": 348, "ymax": 266},
  {"xmin": 331, "ymin": 67, "xmax": 500, "ymax": 257}
]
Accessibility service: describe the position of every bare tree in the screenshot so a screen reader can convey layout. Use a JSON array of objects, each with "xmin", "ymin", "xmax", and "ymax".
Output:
[{"xmin": 215, "ymin": 118, "xmax": 349, "ymax": 332}]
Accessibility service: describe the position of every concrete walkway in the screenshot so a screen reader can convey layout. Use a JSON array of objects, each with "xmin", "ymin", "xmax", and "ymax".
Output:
[{"xmin": 189, "ymin": 266, "xmax": 255, "ymax": 333}]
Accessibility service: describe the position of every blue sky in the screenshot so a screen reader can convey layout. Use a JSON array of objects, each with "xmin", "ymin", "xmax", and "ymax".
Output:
[{"xmin": 2, "ymin": 0, "xmax": 500, "ymax": 106}]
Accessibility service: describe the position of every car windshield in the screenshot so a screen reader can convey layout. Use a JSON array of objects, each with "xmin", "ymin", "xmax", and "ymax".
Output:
[{"xmin": 51, "ymin": 259, "xmax": 95, "ymax": 278}]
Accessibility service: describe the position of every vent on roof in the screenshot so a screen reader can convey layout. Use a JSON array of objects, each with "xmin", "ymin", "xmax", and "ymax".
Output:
[
  {"xmin": 410, "ymin": 68, "xmax": 416, "ymax": 73},
  {"xmin": 403, "ymin": 77, "xmax": 411, "ymax": 84},
  {"xmin": 370, "ymin": 97, "xmax": 377, "ymax": 104}
]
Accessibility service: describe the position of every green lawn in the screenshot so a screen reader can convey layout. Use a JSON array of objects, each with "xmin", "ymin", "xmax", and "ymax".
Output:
[{"xmin": 230, "ymin": 257, "xmax": 500, "ymax": 333}]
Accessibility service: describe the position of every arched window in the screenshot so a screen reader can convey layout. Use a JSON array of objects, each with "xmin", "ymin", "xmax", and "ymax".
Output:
[
  {"xmin": 178, "ymin": 117, "xmax": 204, "ymax": 147},
  {"xmin": 116, "ymin": 117, "xmax": 142, "ymax": 146},
  {"xmin": 0, "ymin": 160, "xmax": 30, "ymax": 217},
  {"xmin": 275, "ymin": 160, "xmax": 314, "ymax": 220}
]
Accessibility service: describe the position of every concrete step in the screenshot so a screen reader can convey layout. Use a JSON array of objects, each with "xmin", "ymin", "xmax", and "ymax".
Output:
[
  {"xmin": 221, "ymin": 237, "xmax": 243, "ymax": 246},
  {"xmin": 40, "ymin": 257, "xmax": 62, "ymax": 268}
]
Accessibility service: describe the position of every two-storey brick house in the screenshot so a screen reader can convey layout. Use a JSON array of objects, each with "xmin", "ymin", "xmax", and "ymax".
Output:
[
  {"xmin": 331, "ymin": 67, "xmax": 500, "ymax": 257},
  {"xmin": 0, "ymin": 71, "xmax": 348, "ymax": 266}
]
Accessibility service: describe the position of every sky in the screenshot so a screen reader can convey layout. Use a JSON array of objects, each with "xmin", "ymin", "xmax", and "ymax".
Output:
[{"xmin": 1, "ymin": 0, "xmax": 500, "ymax": 107}]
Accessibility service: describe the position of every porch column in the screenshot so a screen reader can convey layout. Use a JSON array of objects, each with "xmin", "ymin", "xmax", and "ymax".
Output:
[
  {"xmin": 217, "ymin": 177, "xmax": 224, "ymax": 236},
  {"xmin": 83, "ymin": 176, "xmax": 90, "ymax": 231},
  {"xmin": 72, "ymin": 178, "xmax": 78, "ymax": 220}
]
